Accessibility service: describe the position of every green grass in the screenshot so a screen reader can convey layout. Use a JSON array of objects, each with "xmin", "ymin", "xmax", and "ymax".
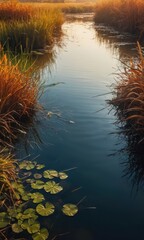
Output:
[{"xmin": 0, "ymin": 2, "xmax": 64, "ymax": 52}]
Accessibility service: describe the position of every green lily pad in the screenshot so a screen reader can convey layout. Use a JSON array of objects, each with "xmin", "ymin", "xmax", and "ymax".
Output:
[
  {"xmin": 44, "ymin": 181, "xmax": 63, "ymax": 194},
  {"xmin": 7, "ymin": 208, "xmax": 18, "ymax": 218},
  {"xmin": 36, "ymin": 164, "xmax": 45, "ymax": 170},
  {"xmin": 0, "ymin": 212, "xmax": 10, "ymax": 228},
  {"xmin": 26, "ymin": 163, "xmax": 35, "ymax": 170},
  {"xmin": 36, "ymin": 202, "xmax": 55, "ymax": 216},
  {"xmin": 31, "ymin": 180, "xmax": 44, "ymax": 190},
  {"xmin": 21, "ymin": 220, "xmax": 29, "ymax": 230},
  {"xmin": 27, "ymin": 222, "xmax": 40, "ymax": 234},
  {"xmin": 19, "ymin": 161, "xmax": 35, "ymax": 170},
  {"xmin": 19, "ymin": 161, "xmax": 28, "ymax": 169},
  {"xmin": 31, "ymin": 193, "xmax": 45, "ymax": 203},
  {"xmin": 43, "ymin": 170, "xmax": 58, "ymax": 179},
  {"xmin": 32, "ymin": 228, "xmax": 49, "ymax": 240},
  {"xmin": 21, "ymin": 192, "xmax": 31, "ymax": 201},
  {"xmin": 18, "ymin": 208, "xmax": 38, "ymax": 221},
  {"xmin": 26, "ymin": 178, "xmax": 35, "ymax": 184},
  {"xmin": 62, "ymin": 204, "xmax": 78, "ymax": 217},
  {"xmin": 34, "ymin": 174, "xmax": 42, "ymax": 179},
  {"xmin": 59, "ymin": 172, "xmax": 68, "ymax": 180},
  {"xmin": 12, "ymin": 223, "xmax": 23, "ymax": 233}
]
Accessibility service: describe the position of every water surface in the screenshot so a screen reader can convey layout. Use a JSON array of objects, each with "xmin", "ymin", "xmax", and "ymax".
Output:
[{"xmin": 17, "ymin": 19, "xmax": 144, "ymax": 240}]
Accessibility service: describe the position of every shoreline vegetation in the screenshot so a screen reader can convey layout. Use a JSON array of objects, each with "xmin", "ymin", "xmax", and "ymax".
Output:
[
  {"xmin": 108, "ymin": 43, "xmax": 144, "ymax": 144},
  {"xmin": 94, "ymin": 0, "xmax": 144, "ymax": 38},
  {"xmin": 1, "ymin": 0, "xmax": 144, "ymax": 238},
  {"xmin": 0, "ymin": 2, "xmax": 92, "ymax": 239},
  {"xmin": 0, "ymin": 2, "xmax": 64, "ymax": 53},
  {"xmin": 94, "ymin": 0, "xmax": 144, "ymax": 144}
]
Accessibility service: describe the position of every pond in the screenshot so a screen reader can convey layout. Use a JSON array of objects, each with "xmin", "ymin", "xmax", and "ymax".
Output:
[{"xmin": 16, "ymin": 18, "xmax": 144, "ymax": 240}]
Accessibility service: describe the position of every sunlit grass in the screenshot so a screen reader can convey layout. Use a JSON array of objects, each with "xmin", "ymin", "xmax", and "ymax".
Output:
[
  {"xmin": 0, "ymin": 151, "xmax": 17, "ymax": 206},
  {"xmin": 28, "ymin": 2, "xmax": 96, "ymax": 14},
  {"xmin": 94, "ymin": 0, "xmax": 144, "ymax": 36},
  {"xmin": 109, "ymin": 43, "xmax": 144, "ymax": 142},
  {"xmin": 0, "ymin": 54, "xmax": 40, "ymax": 146},
  {"xmin": 0, "ymin": 2, "xmax": 64, "ymax": 52},
  {"xmin": 0, "ymin": 1, "xmax": 33, "ymax": 21}
]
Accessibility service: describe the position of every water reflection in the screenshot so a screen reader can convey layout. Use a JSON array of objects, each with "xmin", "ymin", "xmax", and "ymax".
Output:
[
  {"xmin": 117, "ymin": 127, "xmax": 144, "ymax": 191},
  {"xmin": 95, "ymin": 24, "xmax": 139, "ymax": 61}
]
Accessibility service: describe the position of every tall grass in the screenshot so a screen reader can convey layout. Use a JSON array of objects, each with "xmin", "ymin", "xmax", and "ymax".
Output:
[
  {"xmin": 0, "ymin": 54, "xmax": 39, "ymax": 146},
  {"xmin": 28, "ymin": 2, "xmax": 96, "ymax": 14},
  {"xmin": 0, "ymin": 2, "xmax": 64, "ymax": 52},
  {"xmin": 0, "ymin": 1, "xmax": 33, "ymax": 21},
  {"xmin": 94, "ymin": 0, "xmax": 144, "ymax": 37},
  {"xmin": 109, "ymin": 43, "xmax": 144, "ymax": 143},
  {"xmin": 0, "ymin": 152, "xmax": 17, "ymax": 205}
]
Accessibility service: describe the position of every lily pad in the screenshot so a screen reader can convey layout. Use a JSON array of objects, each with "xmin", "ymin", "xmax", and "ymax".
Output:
[
  {"xmin": 21, "ymin": 220, "xmax": 29, "ymax": 230},
  {"xmin": 21, "ymin": 192, "xmax": 31, "ymax": 201},
  {"xmin": 26, "ymin": 178, "xmax": 35, "ymax": 184},
  {"xmin": 31, "ymin": 193, "xmax": 45, "ymax": 203},
  {"xmin": 43, "ymin": 170, "xmax": 58, "ymax": 179},
  {"xmin": 31, "ymin": 180, "xmax": 44, "ymax": 190},
  {"xmin": 59, "ymin": 172, "xmax": 68, "ymax": 180},
  {"xmin": 62, "ymin": 204, "xmax": 78, "ymax": 217},
  {"xmin": 27, "ymin": 222, "xmax": 40, "ymax": 234},
  {"xmin": 0, "ymin": 212, "xmax": 10, "ymax": 228},
  {"xmin": 36, "ymin": 202, "xmax": 55, "ymax": 216},
  {"xmin": 18, "ymin": 208, "xmax": 38, "ymax": 221},
  {"xmin": 12, "ymin": 223, "xmax": 23, "ymax": 233},
  {"xmin": 36, "ymin": 164, "xmax": 45, "ymax": 170},
  {"xmin": 34, "ymin": 174, "xmax": 42, "ymax": 179},
  {"xmin": 44, "ymin": 181, "xmax": 63, "ymax": 194},
  {"xmin": 19, "ymin": 161, "xmax": 35, "ymax": 170},
  {"xmin": 32, "ymin": 228, "xmax": 49, "ymax": 240}
]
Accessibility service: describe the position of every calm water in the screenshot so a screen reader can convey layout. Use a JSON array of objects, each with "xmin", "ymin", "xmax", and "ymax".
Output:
[{"xmin": 17, "ymin": 19, "xmax": 144, "ymax": 240}]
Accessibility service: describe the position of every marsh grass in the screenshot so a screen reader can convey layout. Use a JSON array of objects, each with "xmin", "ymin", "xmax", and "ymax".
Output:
[
  {"xmin": 0, "ymin": 2, "xmax": 64, "ymax": 52},
  {"xmin": 94, "ymin": 0, "xmax": 144, "ymax": 37},
  {"xmin": 109, "ymin": 43, "xmax": 144, "ymax": 143},
  {"xmin": 29, "ymin": 2, "xmax": 96, "ymax": 14},
  {"xmin": 0, "ymin": 1, "xmax": 33, "ymax": 21},
  {"xmin": 0, "ymin": 151, "xmax": 17, "ymax": 207},
  {"xmin": 0, "ymin": 54, "xmax": 40, "ymax": 146}
]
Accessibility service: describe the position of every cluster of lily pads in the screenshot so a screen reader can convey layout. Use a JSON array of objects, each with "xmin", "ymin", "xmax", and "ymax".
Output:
[{"xmin": 0, "ymin": 160, "xmax": 78, "ymax": 240}]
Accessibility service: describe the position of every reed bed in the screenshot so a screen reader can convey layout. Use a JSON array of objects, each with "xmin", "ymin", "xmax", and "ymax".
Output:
[
  {"xmin": 0, "ymin": 54, "xmax": 39, "ymax": 146},
  {"xmin": 94, "ymin": 0, "xmax": 144, "ymax": 37},
  {"xmin": 28, "ymin": 2, "xmax": 96, "ymax": 14},
  {"xmin": 0, "ymin": 2, "xmax": 64, "ymax": 52},
  {"xmin": 109, "ymin": 43, "xmax": 144, "ymax": 143}
]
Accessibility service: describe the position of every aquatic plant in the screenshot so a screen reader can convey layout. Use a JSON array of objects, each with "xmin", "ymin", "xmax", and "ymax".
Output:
[
  {"xmin": 94, "ymin": 0, "xmax": 144, "ymax": 37},
  {"xmin": 109, "ymin": 43, "xmax": 144, "ymax": 143},
  {"xmin": 0, "ymin": 160, "xmax": 79, "ymax": 240},
  {"xmin": 0, "ymin": 54, "xmax": 39, "ymax": 147}
]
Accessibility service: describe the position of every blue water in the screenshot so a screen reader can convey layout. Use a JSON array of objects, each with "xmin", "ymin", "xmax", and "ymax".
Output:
[{"xmin": 17, "ymin": 20, "xmax": 144, "ymax": 240}]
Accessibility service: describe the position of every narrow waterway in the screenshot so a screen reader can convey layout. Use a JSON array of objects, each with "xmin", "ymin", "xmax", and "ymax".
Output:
[{"xmin": 17, "ymin": 19, "xmax": 144, "ymax": 240}]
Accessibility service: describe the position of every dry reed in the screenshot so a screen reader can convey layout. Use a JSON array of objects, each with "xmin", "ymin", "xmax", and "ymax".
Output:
[
  {"xmin": 0, "ymin": 150, "xmax": 18, "ymax": 208},
  {"xmin": 0, "ymin": 54, "xmax": 39, "ymax": 146},
  {"xmin": 0, "ymin": 1, "xmax": 33, "ymax": 21},
  {"xmin": 109, "ymin": 43, "xmax": 144, "ymax": 142},
  {"xmin": 94, "ymin": 0, "xmax": 144, "ymax": 37}
]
